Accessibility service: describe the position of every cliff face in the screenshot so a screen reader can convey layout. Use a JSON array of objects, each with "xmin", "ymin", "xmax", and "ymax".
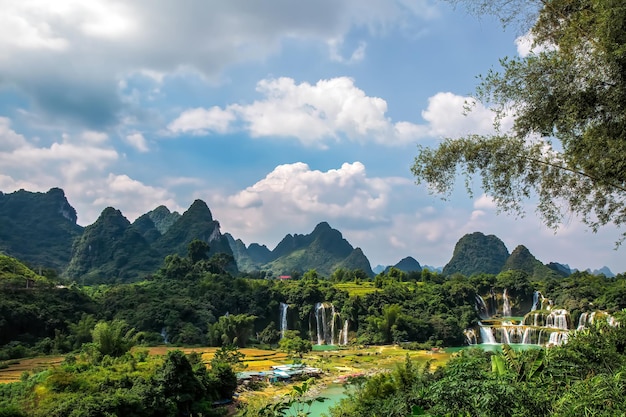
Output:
[{"xmin": 0, "ymin": 188, "xmax": 83, "ymax": 270}]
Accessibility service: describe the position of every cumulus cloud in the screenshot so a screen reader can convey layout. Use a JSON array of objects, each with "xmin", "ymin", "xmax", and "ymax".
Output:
[
  {"xmin": 167, "ymin": 107, "xmax": 235, "ymax": 135},
  {"xmin": 0, "ymin": 0, "xmax": 439, "ymax": 128},
  {"xmin": 209, "ymin": 161, "xmax": 401, "ymax": 242},
  {"xmin": 169, "ymin": 77, "xmax": 428, "ymax": 146},
  {"xmin": 88, "ymin": 174, "xmax": 180, "ymax": 221},
  {"xmin": 169, "ymin": 80, "xmax": 510, "ymax": 147}
]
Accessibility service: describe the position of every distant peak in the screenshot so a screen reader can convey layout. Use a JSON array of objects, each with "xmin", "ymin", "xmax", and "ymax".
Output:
[
  {"xmin": 185, "ymin": 199, "xmax": 213, "ymax": 220},
  {"xmin": 46, "ymin": 187, "xmax": 66, "ymax": 197},
  {"xmin": 152, "ymin": 205, "xmax": 171, "ymax": 215},
  {"xmin": 313, "ymin": 221, "xmax": 332, "ymax": 233}
]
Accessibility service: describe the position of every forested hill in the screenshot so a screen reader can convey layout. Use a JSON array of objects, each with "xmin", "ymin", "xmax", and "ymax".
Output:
[{"xmin": 227, "ymin": 221, "xmax": 375, "ymax": 277}]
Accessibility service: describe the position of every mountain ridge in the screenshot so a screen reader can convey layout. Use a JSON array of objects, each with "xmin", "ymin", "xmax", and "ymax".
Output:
[{"xmin": 0, "ymin": 188, "xmax": 618, "ymax": 280}]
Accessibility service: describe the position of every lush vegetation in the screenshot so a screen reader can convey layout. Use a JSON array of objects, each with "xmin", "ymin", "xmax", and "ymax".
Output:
[
  {"xmin": 329, "ymin": 314, "xmax": 626, "ymax": 416},
  {"xmin": 1, "ymin": 238, "xmax": 625, "ymax": 415},
  {"xmin": 0, "ymin": 348, "xmax": 238, "ymax": 417}
]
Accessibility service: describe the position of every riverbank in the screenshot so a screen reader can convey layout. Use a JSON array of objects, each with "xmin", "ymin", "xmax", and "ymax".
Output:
[{"xmin": 233, "ymin": 344, "xmax": 452, "ymax": 415}]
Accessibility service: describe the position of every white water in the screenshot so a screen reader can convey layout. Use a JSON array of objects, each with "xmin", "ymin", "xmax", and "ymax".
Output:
[
  {"xmin": 546, "ymin": 309, "xmax": 569, "ymax": 330},
  {"xmin": 280, "ymin": 302, "xmax": 288, "ymax": 338},
  {"xmin": 315, "ymin": 302, "xmax": 325, "ymax": 345},
  {"xmin": 479, "ymin": 324, "xmax": 497, "ymax": 344},
  {"xmin": 330, "ymin": 305, "xmax": 336, "ymax": 345},
  {"xmin": 530, "ymin": 291, "xmax": 540, "ymax": 311},
  {"xmin": 502, "ymin": 289, "xmax": 511, "ymax": 317},
  {"xmin": 475, "ymin": 295, "xmax": 490, "ymax": 319}
]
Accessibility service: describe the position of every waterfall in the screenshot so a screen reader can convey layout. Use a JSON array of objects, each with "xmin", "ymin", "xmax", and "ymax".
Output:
[
  {"xmin": 464, "ymin": 328, "xmax": 477, "ymax": 345},
  {"xmin": 577, "ymin": 312, "xmax": 589, "ymax": 331},
  {"xmin": 502, "ymin": 289, "xmax": 511, "ymax": 317},
  {"xmin": 469, "ymin": 306, "xmax": 578, "ymax": 347},
  {"xmin": 160, "ymin": 327, "xmax": 169, "ymax": 344},
  {"xmin": 546, "ymin": 309, "xmax": 569, "ymax": 330},
  {"xmin": 342, "ymin": 319, "xmax": 349, "ymax": 345},
  {"xmin": 280, "ymin": 302, "xmax": 288, "ymax": 338},
  {"xmin": 500, "ymin": 327, "xmax": 511, "ymax": 344},
  {"xmin": 330, "ymin": 304, "xmax": 337, "ymax": 345},
  {"xmin": 522, "ymin": 327, "xmax": 535, "ymax": 344},
  {"xmin": 315, "ymin": 302, "xmax": 325, "ymax": 345},
  {"xmin": 475, "ymin": 295, "xmax": 490, "ymax": 319},
  {"xmin": 548, "ymin": 331, "xmax": 568, "ymax": 346},
  {"xmin": 479, "ymin": 323, "xmax": 497, "ymax": 344},
  {"xmin": 531, "ymin": 291, "xmax": 540, "ymax": 311},
  {"xmin": 488, "ymin": 289, "xmax": 498, "ymax": 317}
]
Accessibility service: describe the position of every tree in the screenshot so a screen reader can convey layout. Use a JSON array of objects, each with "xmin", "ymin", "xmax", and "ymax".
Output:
[
  {"xmin": 207, "ymin": 313, "xmax": 256, "ymax": 347},
  {"xmin": 90, "ymin": 319, "xmax": 140, "ymax": 357},
  {"xmin": 412, "ymin": 0, "xmax": 626, "ymax": 243},
  {"xmin": 154, "ymin": 350, "xmax": 209, "ymax": 416},
  {"xmin": 187, "ymin": 239, "xmax": 210, "ymax": 264},
  {"xmin": 278, "ymin": 330, "xmax": 312, "ymax": 357}
]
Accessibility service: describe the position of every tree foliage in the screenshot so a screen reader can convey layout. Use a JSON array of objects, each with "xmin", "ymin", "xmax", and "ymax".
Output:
[{"xmin": 412, "ymin": 0, "xmax": 626, "ymax": 242}]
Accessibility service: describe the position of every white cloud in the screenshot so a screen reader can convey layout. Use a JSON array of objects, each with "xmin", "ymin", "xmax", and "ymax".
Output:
[
  {"xmin": 170, "ymin": 77, "xmax": 428, "ymax": 146},
  {"xmin": 87, "ymin": 173, "xmax": 180, "ymax": 221},
  {"xmin": 124, "ymin": 132, "xmax": 149, "ymax": 152},
  {"xmin": 168, "ymin": 107, "xmax": 236, "ymax": 135},
  {"xmin": 421, "ymin": 92, "xmax": 508, "ymax": 137},
  {"xmin": 169, "ymin": 81, "xmax": 513, "ymax": 147},
  {"xmin": 0, "ymin": 117, "xmax": 29, "ymax": 151},
  {"xmin": 474, "ymin": 194, "xmax": 497, "ymax": 210},
  {"xmin": 0, "ymin": 119, "xmax": 179, "ymax": 225},
  {"xmin": 209, "ymin": 161, "xmax": 397, "ymax": 242}
]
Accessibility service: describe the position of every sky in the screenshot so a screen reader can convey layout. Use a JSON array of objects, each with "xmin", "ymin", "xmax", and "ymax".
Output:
[{"xmin": 0, "ymin": 0, "xmax": 624, "ymax": 274}]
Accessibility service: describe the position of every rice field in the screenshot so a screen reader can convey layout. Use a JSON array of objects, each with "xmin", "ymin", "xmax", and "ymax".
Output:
[{"xmin": 0, "ymin": 345, "xmax": 451, "ymax": 385}]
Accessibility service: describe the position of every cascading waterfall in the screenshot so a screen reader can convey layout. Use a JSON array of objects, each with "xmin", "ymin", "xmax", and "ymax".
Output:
[
  {"xmin": 467, "ymin": 292, "xmax": 581, "ymax": 346},
  {"xmin": 546, "ymin": 309, "xmax": 569, "ymax": 329},
  {"xmin": 315, "ymin": 302, "xmax": 326, "ymax": 345},
  {"xmin": 502, "ymin": 289, "xmax": 511, "ymax": 317},
  {"xmin": 160, "ymin": 327, "xmax": 169, "ymax": 344},
  {"xmin": 531, "ymin": 291, "xmax": 540, "ymax": 311},
  {"xmin": 475, "ymin": 295, "xmax": 490, "ymax": 319},
  {"xmin": 479, "ymin": 324, "xmax": 497, "ymax": 344},
  {"xmin": 280, "ymin": 302, "xmax": 288, "ymax": 338},
  {"xmin": 313, "ymin": 302, "xmax": 349, "ymax": 345},
  {"xmin": 330, "ymin": 304, "xmax": 337, "ymax": 345}
]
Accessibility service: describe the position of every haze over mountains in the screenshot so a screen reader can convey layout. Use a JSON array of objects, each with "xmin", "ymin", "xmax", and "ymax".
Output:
[{"xmin": 0, "ymin": 188, "xmax": 616, "ymax": 283}]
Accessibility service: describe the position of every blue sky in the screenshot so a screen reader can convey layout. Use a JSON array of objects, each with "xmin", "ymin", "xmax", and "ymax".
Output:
[{"xmin": 1, "ymin": 0, "xmax": 624, "ymax": 273}]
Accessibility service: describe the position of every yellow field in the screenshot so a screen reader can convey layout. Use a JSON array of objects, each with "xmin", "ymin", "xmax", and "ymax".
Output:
[{"xmin": 0, "ymin": 356, "xmax": 64, "ymax": 383}]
